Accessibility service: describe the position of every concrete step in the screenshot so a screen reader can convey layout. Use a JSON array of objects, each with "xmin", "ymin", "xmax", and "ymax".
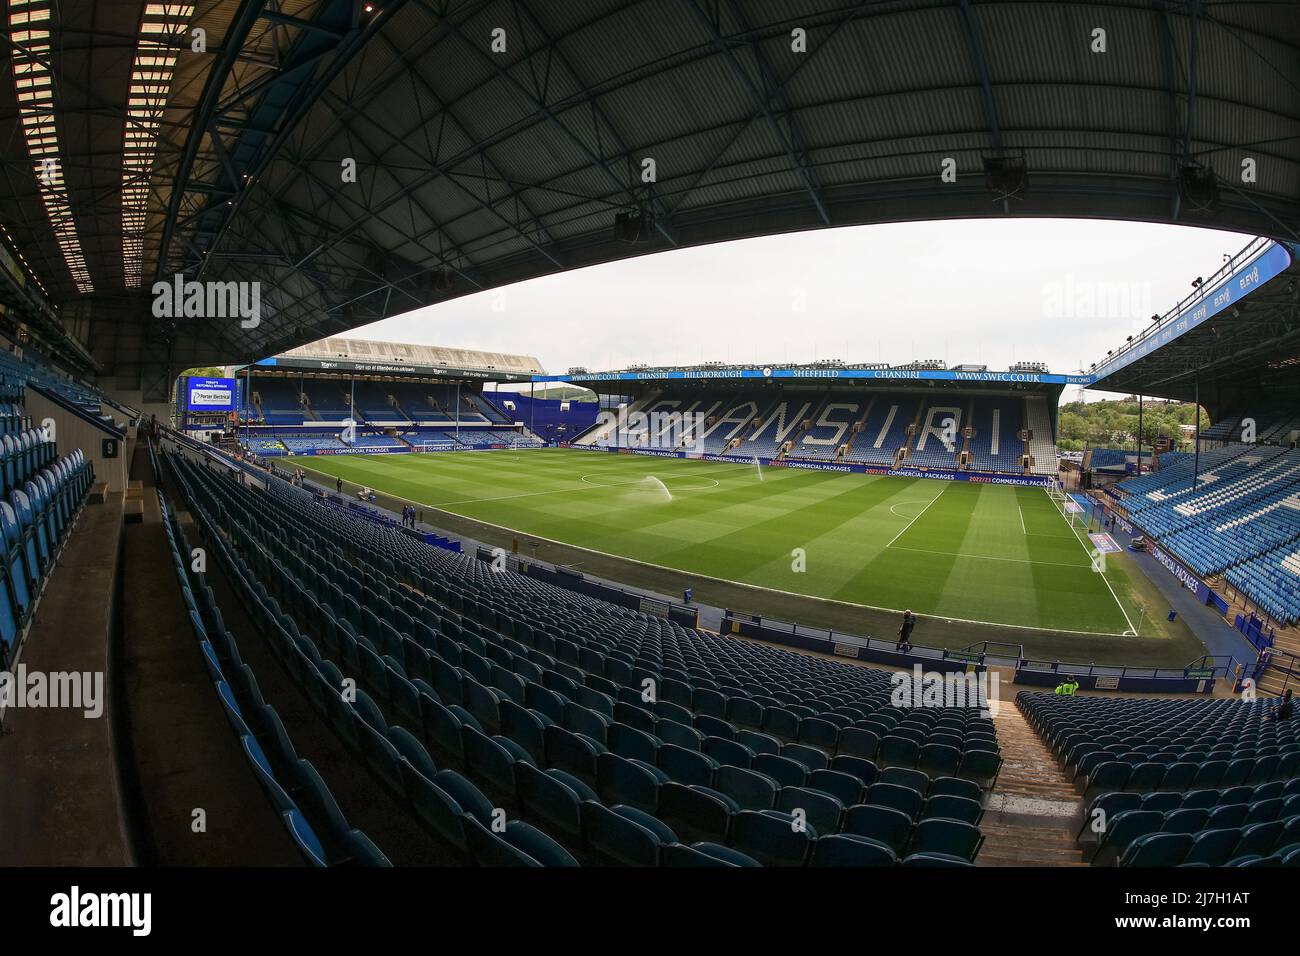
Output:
[{"xmin": 977, "ymin": 703, "xmax": 1085, "ymax": 866}]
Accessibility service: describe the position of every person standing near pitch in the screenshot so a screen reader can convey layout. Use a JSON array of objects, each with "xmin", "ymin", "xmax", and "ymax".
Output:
[{"xmin": 897, "ymin": 609, "xmax": 916, "ymax": 652}]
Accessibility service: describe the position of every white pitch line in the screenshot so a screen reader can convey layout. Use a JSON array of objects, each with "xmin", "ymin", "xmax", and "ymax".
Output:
[
  {"xmin": 885, "ymin": 483, "xmax": 949, "ymax": 549},
  {"xmin": 1017, "ymin": 502, "xmax": 1027, "ymax": 535},
  {"xmin": 887, "ymin": 544, "xmax": 1092, "ymax": 570},
  {"xmin": 1046, "ymin": 487, "xmax": 1137, "ymax": 635}
]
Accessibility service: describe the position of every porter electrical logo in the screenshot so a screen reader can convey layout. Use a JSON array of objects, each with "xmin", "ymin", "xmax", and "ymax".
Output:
[
  {"xmin": 151, "ymin": 273, "xmax": 261, "ymax": 328},
  {"xmin": 49, "ymin": 886, "xmax": 152, "ymax": 936}
]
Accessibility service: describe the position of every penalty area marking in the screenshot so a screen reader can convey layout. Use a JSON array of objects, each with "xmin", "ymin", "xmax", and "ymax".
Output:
[
  {"xmin": 885, "ymin": 483, "xmax": 949, "ymax": 549},
  {"xmin": 889, "ymin": 500, "xmax": 938, "ymax": 519}
]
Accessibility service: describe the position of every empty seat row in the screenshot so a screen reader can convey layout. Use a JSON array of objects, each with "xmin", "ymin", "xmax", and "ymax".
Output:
[
  {"xmin": 165, "ymin": 445, "xmax": 988, "ymax": 865},
  {"xmin": 157, "ymin": 480, "xmax": 389, "ymax": 867},
  {"xmin": 0, "ymin": 448, "xmax": 92, "ymax": 659}
]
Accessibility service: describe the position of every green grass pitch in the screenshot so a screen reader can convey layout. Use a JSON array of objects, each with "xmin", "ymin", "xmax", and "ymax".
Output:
[{"xmin": 288, "ymin": 447, "xmax": 1154, "ymax": 636}]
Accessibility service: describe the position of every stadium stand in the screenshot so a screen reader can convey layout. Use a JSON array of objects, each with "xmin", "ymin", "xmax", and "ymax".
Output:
[
  {"xmin": 0, "ymin": 443, "xmax": 93, "ymax": 656},
  {"xmin": 1087, "ymin": 448, "xmax": 1152, "ymax": 470},
  {"xmin": 346, "ymin": 434, "xmax": 407, "ymax": 451},
  {"xmin": 964, "ymin": 397, "xmax": 1022, "ymax": 473},
  {"xmin": 747, "ymin": 397, "xmax": 817, "ymax": 459},
  {"xmin": 1024, "ymin": 397, "xmax": 1058, "ymax": 475},
  {"xmin": 159, "ymin": 441, "xmax": 1000, "ymax": 866},
  {"xmin": 251, "ymin": 378, "xmax": 305, "ymax": 425},
  {"xmin": 1111, "ymin": 445, "xmax": 1300, "ymax": 623},
  {"xmin": 351, "ymin": 382, "xmax": 407, "ymax": 423},
  {"xmin": 279, "ymin": 435, "xmax": 349, "ymax": 454},
  {"xmin": 906, "ymin": 402, "xmax": 963, "ymax": 469},
  {"xmin": 1018, "ymin": 691, "xmax": 1300, "ymax": 866},
  {"xmin": 155, "ymin": 467, "xmax": 390, "ymax": 866},
  {"xmin": 845, "ymin": 395, "xmax": 922, "ymax": 466},
  {"xmin": 583, "ymin": 385, "xmax": 1065, "ymax": 477},
  {"xmin": 789, "ymin": 398, "xmax": 864, "ymax": 460},
  {"xmin": 302, "ymin": 384, "xmax": 352, "ymax": 422}
]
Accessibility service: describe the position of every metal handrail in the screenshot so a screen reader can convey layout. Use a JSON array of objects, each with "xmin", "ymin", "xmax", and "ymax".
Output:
[
  {"xmin": 1096, "ymin": 235, "xmax": 1273, "ymax": 373},
  {"xmin": 724, "ymin": 610, "xmax": 1232, "ymax": 678},
  {"xmin": 1017, "ymin": 654, "xmax": 1237, "ymax": 680},
  {"xmin": 1256, "ymin": 647, "xmax": 1300, "ymax": 695}
]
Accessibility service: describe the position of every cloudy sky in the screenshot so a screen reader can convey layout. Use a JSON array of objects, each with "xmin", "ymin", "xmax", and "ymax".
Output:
[{"xmin": 352, "ymin": 217, "xmax": 1253, "ymax": 400}]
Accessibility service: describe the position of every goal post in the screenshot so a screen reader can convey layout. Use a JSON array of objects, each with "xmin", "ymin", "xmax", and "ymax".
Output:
[{"xmin": 1045, "ymin": 481, "xmax": 1082, "ymax": 527}]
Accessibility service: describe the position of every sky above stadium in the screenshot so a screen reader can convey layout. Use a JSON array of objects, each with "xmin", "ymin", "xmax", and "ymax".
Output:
[{"xmin": 353, "ymin": 217, "xmax": 1254, "ymax": 401}]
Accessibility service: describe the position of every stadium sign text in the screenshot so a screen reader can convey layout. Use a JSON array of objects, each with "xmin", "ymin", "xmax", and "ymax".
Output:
[{"xmin": 1149, "ymin": 543, "xmax": 1211, "ymax": 602}]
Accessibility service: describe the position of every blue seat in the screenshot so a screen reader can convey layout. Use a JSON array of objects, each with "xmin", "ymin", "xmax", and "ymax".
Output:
[
  {"xmin": 462, "ymin": 815, "xmax": 577, "ymax": 867},
  {"xmin": 843, "ymin": 804, "xmax": 913, "ymax": 854},
  {"xmin": 515, "ymin": 763, "xmax": 593, "ymax": 840},
  {"xmin": 783, "ymin": 742, "xmax": 830, "ymax": 771},
  {"xmin": 657, "ymin": 743, "xmax": 719, "ymax": 788},
  {"xmin": 808, "ymin": 768, "xmax": 864, "ymax": 806},
  {"xmin": 581, "ymin": 802, "xmax": 676, "ymax": 866},
  {"xmin": 597, "ymin": 752, "xmax": 665, "ymax": 813},
  {"xmin": 714, "ymin": 765, "xmax": 779, "ymax": 811},
  {"xmin": 662, "ymin": 842, "xmax": 761, "ymax": 867},
  {"xmin": 877, "ymin": 734, "xmax": 920, "ymax": 768},
  {"xmin": 731, "ymin": 809, "xmax": 817, "ymax": 866},
  {"xmin": 1121, "ymin": 832, "xmax": 1193, "ymax": 866},
  {"xmin": 830, "ymin": 754, "xmax": 878, "ymax": 787},
  {"xmin": 776, "ymin": 786, "xmax": 845, "ymax": 834},
  {"xmin": 754, "ymin": 753, "xmax": 808, "ymax": 789},
  {"xmin": 703, "ymin": 735, "xmax": 754, "ymax": 768},
  {"xmin": 908, "ymin": 817, "xmax": 982, "ymax": 862},
  {"xmin": 657, "ymin": 782, "xmax": 734, "ymax": 842},
  {"xmin": 608, "ymin": 722, "xmax": 659, "ymax": 764},
  {"xmin": 1182, "ymin": 828, "xmax": 1242, "ymax": 866},
  {"xmin": 812, "ymin": 833, "xmax": 897, "ymax": 867},
  {"xmin": 1235, "ymin": 819, "xmax": 1286, "ymax": 858},
  {"xmin": 922, "ymin": 794, "xmax": 983, "ymax": 825},
  {"xmin": 866, "ymin": 781, "xmax": 923, "ymax": 820},
  {"xmin": 1093, "ymin": 809, "xmax": 1164, "ymax": 864},
  {"xmin": 799, "ymin": 717, "xmax": 840, "ymax": 750},
  {"xmin": 544, "ymin": 725, "xmax": 605, "ymax": 783},
  {"xmin": 838, "ymin": 727, "xmax": 880, "ymax": 760}
]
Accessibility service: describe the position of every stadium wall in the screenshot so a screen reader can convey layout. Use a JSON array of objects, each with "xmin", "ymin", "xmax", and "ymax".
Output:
[{"xmin": 580, "ymin": 445, "xmax": 1056, "ymax": 487}]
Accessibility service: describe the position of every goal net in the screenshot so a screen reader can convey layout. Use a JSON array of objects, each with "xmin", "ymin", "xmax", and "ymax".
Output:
[{"xmin": 1046, "ymin": 481, "xmax": 1084, "ymax": 527}]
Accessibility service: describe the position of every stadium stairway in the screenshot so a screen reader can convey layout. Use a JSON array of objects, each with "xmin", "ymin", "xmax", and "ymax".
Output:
[
  {"xmin": 119, "ymin": 441, "xmax": 302, "ymax": 865},
  {"xmin": 976, "ymin": 692, "xmax": 1085, "ymax": 866},
  {"xmin": 152, "ymin": 446, "xmax": 457, "ymax": 865}
]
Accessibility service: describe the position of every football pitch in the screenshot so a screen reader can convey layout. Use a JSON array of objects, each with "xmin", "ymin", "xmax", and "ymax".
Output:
[{"xmin": 289, "ymin": 448, "xmax": 1156, "ymax": 637}]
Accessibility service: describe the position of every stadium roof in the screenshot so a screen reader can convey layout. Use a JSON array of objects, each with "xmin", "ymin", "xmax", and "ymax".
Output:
[
  {"xmin": 2, "ymin": 0, "xmax": 1299, "ymax": 398},
  {"xmin": 260, "ymin": 334, "xmax": 543, "ymax": 377},
  {"xmin": 1088, "ymin": 237, "xmax": 1300, "ymax": 412},
  {"xmin": 540, "ymin": 361, "xmax": 1083, "ymax": 387}
]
